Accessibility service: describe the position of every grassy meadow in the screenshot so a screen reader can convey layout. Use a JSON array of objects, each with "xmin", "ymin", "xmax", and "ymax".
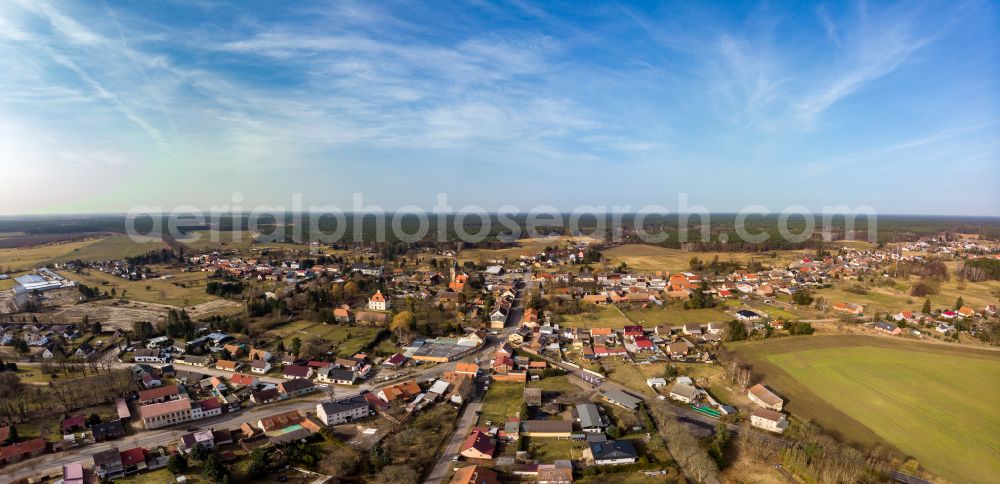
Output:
[
  {"xmin": 0, "ymin": 235, "xmax": 167, "ymax": 272},
  {"xmin": 58, "ymin": 266, "xmax": 218, "ymax": 306},
  {"xmin": 267, "ymin": 321, "xmax": 382, "ymax": 357},
  {"xmin": 729, "ymin": 335, "xmax": 1000, "ymax": 483},
  {"xmin": 600, "ymin": 244, "xmax": 808, "ymax": 273},
  {"xmin": 0, "ymin": 239, "xmax": 100, "ymax": 271}
]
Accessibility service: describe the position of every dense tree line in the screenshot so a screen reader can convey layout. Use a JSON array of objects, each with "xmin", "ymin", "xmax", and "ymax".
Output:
[
  {"xmin": 206, "ymin": 281, "xmax": 245, "ymax": 297},
  {"xmin": 959, "ymin": 258, "xmax": 1000, "ymax": 281}
]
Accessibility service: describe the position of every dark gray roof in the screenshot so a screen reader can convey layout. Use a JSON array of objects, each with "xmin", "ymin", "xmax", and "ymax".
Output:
[
  {"xmin": 319, "ymin": 395, "xmax": 369, "ymax": 415},
  {"xmin": 91, "ymin": 419, "xmax": 125, "ymax": 440},
  {"xmin": 589, "ymin": 440, "xmax": 637, "ymax": 461},
  {"xmin": 602, "ymin": 389, "xmax": 642, "ymax": 409},
  {"xmin": 576, "ymin": 403, "xmax": 603, "ymax": 429}
]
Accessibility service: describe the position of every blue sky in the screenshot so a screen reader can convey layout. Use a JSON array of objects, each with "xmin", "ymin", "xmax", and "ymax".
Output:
[{"xmin": 0, "ymin": 0, "xmax": 997, "ymax": 215}]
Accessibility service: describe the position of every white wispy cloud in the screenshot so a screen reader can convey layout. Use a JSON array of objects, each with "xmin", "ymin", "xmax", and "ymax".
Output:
[{"xmin": 793, "ymin": 12, "xmax": 933, "ymax": 127}]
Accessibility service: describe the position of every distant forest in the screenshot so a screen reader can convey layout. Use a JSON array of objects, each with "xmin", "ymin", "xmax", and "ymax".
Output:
[{"xmin": 0, "ymin": 213, "xmax": 997, "ymax": 249}]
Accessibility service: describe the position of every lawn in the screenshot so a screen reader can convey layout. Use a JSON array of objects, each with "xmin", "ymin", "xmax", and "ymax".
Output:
[
  {"xmin": 0, "ymin": 270, "xmax": 29, "ymax": 290},
  {"xmin": 555, "ymin": 305, "xmax": 630, "ymax": 328},
  {"xmin": 525, "ymin": 437, "xmax": 586, "ymax": 462},
  {"xmin": 743, "ymin": 301, "xmax": 813, "ymax": 321},
  {"xmin": 59, "ymin": 266, "xmax": 218, "ymax": 307},
  {"xmin": 622, "ymin": 306, "xmax": 732, "ymax": 325},
  {"xmin": 728, "ymin": 335, "xmax": 1000, "ymax": 484},
  {"xmin": 527, "ymin": 374, "xmax": 583, "ymax": 395},
  {"xmin": 269, "ymin": 321, "xmax": 382, "ymax": 357},
  {"xmin": 478, "ymin": 382, "xmax": 525, "ymax": 425},
  {"xmin": 603, "ymin": 359, "xmax": 666, "ymax": 397}
]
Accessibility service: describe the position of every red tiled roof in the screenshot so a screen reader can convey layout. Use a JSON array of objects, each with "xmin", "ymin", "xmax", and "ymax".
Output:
[
  {"xmin": 61, "ymin": 415, "xmax": 86, "ymax": 430},
  {"xmin": 283, "ymin": 365, "xmax": 311, "ymax": 377},
  {"xmin": 0, "ymin": 438, "xmax": 46, "ymax": 460},
  {"xmin": 119, "ymin": 447, "xmax": 146, "ymax": 466},
  {"xmin": 199, "ymin": 398, "xmax": 221, "ymax": 410},
  {"xmin": 460, "ymin": 430, "xmax": 495, "ymax": 458},
  {"xmin": 137, "ymin": 384, "xmax": 179, "ymax": 402},
  {"xmin": 230, "ymin": 373, "xmax": 256, "ymax": 386}
]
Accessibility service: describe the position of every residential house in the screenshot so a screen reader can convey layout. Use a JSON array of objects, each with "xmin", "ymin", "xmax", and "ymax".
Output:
[
  {"xmin": 229, "ymin": 373, "xmax": 258, "ymax": 388},
  {"xmin": 132, "ymin": 348, "xmax": 165, "ymax": 363},
  {"xmin": 368, "ymin": 290, "xmax": 390, "ymax": 311},
  {"xmin": 119, "ymin": 447, "xmax": 147, "ymax": 475},
  {"xmin": 667, "ymin": 341, "xmax": 689, "ymax": 358},
  {"xmin": 585, "ymin": 440, "xmax": 638, "ymax": 466},
  {"xmin": 250, "ymin": 388, "xmax": 280, "ymax": 405},
  {"xmin": 378, "ymin": 380, "xmax": 422, "ymax": 403},
  {"xmin": 874, "ymin": 321, "xmax": 902, "ymax": 335},
  {"xmin": 736, "ymin": 310, "xmax": 763, "ymax": 321},
  {"xmin": 140, "ymin": 398, "xmax": 192, "ymax": 429},
  {"xmin": 750, "ymin": 408, "xmax": 789, "ymax": 433},
  {"xmin": 91, "ymin": 419, "xmax": 126, "ymax": 442},
  {"xmin": 191, "ymin": 398, "xmax": 222, "ymax": 420},
  {"xmin": 832, "ymin": 303, "xmax": 863, "ymax": 316},
  {"xmin": 450, "ymin": 465, "xmax": 500, "ymax": 484},
  {"xmin": 138, "ymin": 385, "xmax": 180, "ymax": 405},
  {"xmin": 215, "ymin": 360, "xmax": 241, "ymax": 372},
  {"xmin": 249, "ymin": 359, "xmax": 272, "ymax": 374},
  {"xmin": 575, "ymin": 403, "xmax": 604, "ymax": 433},
  {"xmin": 669, "ymin": 382, "xmax": 699, "ymax": 403},
  {"xmin": 278, "ymin": 378, "xmax": 317, "ymax": 398},
  {"xmin": 222, "ymin": 343, "xmax": 244, "ymax": 358},
  {"xmin": 646, "ymin": 377, "xmax": 667, "ymax": 388},
  {"xmin": 283, "ymin": 364, "xmax": 313, "ymax": 380},
  {"xmin": 258, "ymin": 409, "xmax": 303, "ymax": 433},
  {"xmin": 92, "ymin": 448, "xmax": 125, "ymax": 479},
  {"xmin": 180, "ymin": 355, "xmax": 211, "ymax": 367},
  {"xmin": 317, "ymin": 396, "xmax": 370, "ymax": 426},
  {"xmin": 455, "ymin": 362, "xmax": 479, "ymax": 377},
  {"xmin": 316, "ymin": 367, "xmax": 357, "ymax": 385},
  {"xmin": 248, "ymin": 347, "xmax": 272, "ymax": 361},
  {"xmin": 61, "ymin": 415, "xmax": 86, "ymax": 433},
  {"xmin": 62, "ymin": 463, "xmax": 85, "ymax": 484},
  {"xmin": 180, "ymin": 430, "xmax": 216, "ymax": 451},
  {"xmin": 747, "ymin": 384, "xmax": 784, "ymax": 411},
  {"xmin": 460, "ymin": 430, "xmax": 496, "ymax": 459},
  {"xmin": 382, "ymin": 353, "xmax": 406, "ymax": 368}
]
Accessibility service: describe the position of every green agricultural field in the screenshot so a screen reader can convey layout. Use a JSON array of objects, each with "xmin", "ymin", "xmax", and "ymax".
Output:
[
  {"xmin": 600, "ymin": 244, "xmax": 807, "ymax": 273},
  {"xmin": 603, "ymin": 359, "xmax": 666, "ymax": 397},
  {"xmin": 729, "ymin": 335, "xmax": 1000, "ymax": 483},
  {"xmin": 50, "ymin": 234, "xmax": 167, "ymax": 263},
  {"xmin": 178, "ymin": 230, "xmax": 256, "ymax": 251},
  {"xmin": 0, "ymin": 239, "xmax": 100, "ymax": 271}
]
